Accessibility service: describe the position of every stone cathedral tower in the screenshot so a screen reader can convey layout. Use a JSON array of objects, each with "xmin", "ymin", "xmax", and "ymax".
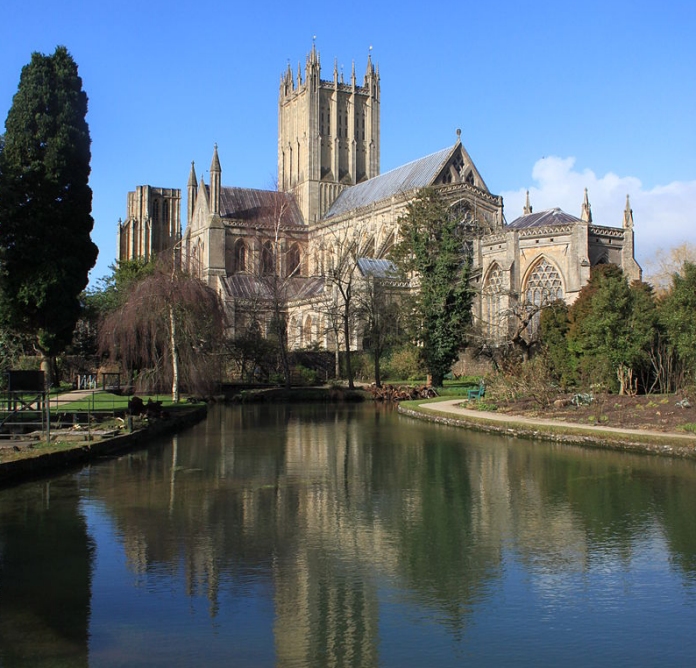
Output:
[{"xmin": 278, "ymin": 44, "xmax": 380, "ymax": 224}]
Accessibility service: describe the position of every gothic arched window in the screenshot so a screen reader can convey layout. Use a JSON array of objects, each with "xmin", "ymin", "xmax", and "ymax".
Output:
[
  {"xmin": 261, "ymin": 241, "xmax": 275, "ymax": 275},
  {"xmin": 287, "ymin": 243, "xmax": 301, "ymax": 277},
  {"xmin": 524, "ymin": 257, "xmax": 564, "ymax": 335},
  {"xmin": 234, "ymin": 239, "xmax": 246, "ymax": 273}
]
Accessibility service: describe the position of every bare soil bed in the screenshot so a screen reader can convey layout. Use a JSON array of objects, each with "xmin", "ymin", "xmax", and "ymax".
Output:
[{"xmin": 492, "ymin": 393, "xmax": 696, "ymax": 434}]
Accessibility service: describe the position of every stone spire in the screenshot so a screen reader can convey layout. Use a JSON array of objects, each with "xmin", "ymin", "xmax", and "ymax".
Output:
[
  {"xmin": 187, "ymin": 161, "xmax": 197, "ymax": 226},
  {"xmin": 523, "ymin": 190, "xmax": 533, "ymax": 215},
  {"xmin": 581, "ymin": 188, "xmax": 592, "ymax": 223},
  {"xmin": 365, "ymin": 49, "xmax": 374, "ymax": 82},
  {"xmin": 623, "ymin": 194, "xmax": 634, "ymax": 229},
  {"xmin": 210, "ymin": 145, "xmax": 221, "ymax": 216}
]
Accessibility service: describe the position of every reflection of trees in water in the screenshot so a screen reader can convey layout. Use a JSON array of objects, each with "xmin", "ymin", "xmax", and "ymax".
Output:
[
  {"xmin": 0, "ymin": 478, "xmax": 93, "ymax": 668},
  {"xmin": 90, "ymin": 404, "xmax": 696, "ymax": 661},
  {"xmin": 516, "ymin": 444, "xmax": 696, "ymax": 578}
]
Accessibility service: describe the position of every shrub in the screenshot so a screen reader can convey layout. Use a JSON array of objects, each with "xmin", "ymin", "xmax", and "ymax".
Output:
[{"xmin": 383, "ymin": 344, "xmax": 426, "ymax": 381}]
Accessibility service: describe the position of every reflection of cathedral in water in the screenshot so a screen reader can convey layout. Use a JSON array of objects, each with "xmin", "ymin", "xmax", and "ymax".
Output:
[{"xmin": 85, "ymin": 405, "xmax": 696, "ymax": 664}]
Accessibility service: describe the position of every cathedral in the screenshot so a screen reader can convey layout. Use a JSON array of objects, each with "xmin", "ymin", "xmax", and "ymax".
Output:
[{"xmin": 117, "ymin": 45, "xmax": 641, "ymax": 353}]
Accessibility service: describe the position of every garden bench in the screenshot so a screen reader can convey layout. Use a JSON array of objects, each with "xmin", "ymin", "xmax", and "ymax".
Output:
[{"xmin": 468, "ymin": 381, "xmax": 485, "ymax": 400}]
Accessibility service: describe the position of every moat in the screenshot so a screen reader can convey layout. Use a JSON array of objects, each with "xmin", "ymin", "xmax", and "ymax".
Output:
[{"xmin": 1, "ymin": 402, "xmax": 696, "ymax": 667}]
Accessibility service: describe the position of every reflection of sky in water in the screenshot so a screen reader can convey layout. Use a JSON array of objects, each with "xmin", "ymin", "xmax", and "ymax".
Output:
[{"xmin": 82, "ymin": 498, "xmax": 276, "ymax": 667}]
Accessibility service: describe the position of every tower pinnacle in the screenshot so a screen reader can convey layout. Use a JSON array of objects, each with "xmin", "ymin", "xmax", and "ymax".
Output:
[
  {"xmin": 581, "ymin": 188, "xmax": 592, "ymax": 223},
  {"xmin": 523, "ymin": 190, "xmax": 533, "ymax": 215}
]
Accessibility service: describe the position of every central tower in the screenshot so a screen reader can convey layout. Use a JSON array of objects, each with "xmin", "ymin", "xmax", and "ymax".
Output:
[{"xmin": 278, "ymin": 45, "xmax": 380, "ymax": 224}]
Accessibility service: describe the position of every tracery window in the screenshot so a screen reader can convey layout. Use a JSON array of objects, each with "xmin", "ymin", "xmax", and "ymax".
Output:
[
  {"xmin": 524, "ymin": 257, "xmax": 564, "ymax": 335},
  {"xmin": 483, "ymin": 264, "xmax": 504, "ymax": 342}
]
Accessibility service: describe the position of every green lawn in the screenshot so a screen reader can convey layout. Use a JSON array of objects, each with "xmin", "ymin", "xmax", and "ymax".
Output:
[{"xmin": 50, "ymin": 392, "xmax": 201, "ymax": 413}]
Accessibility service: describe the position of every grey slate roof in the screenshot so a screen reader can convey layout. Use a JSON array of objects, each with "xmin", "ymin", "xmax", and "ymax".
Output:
[
  {"xmin": 323, "ymin": 146, "xmax": 454, "ymax": 219},
  {"xmin": 507, "ymin": 208, "xmax": 583, "ymax": 229},
  {"xmin": 357, "ymin": 257, "xmax": 398, "ymax": 279},
  {"xmin": 223, "ymin": 275, "xmax": 325, "ymax": 302},
  {"xmin": 220, "ymin": 187, "xmax": 304, "ymax": 228}
]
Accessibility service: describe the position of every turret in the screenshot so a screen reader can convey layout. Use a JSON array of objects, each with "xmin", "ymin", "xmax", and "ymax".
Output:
[
  {"xmin": 581, "ymin": 188, "xmax": 592, "ymax": 223},
  {"xmin": 523, "ymin": 190, "xmax": 533, "ymax": 215},
  {"xmin": 187, "ymin": 161, "xmax": 197, "ymax": 227},
  {"xmin": 621, "ymin": 194, "xmax": 641, "ymax": 281},
  {"xmin": 623, "ymin": 194, "xmax": 634, "ymax": 229},
  {"xmin": 210, "ymin": 145, "xmax": 221, "ymax": 216}
]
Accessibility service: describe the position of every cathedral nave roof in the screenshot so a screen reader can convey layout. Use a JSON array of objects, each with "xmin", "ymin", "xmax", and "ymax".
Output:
[
  {"xmin": 323, "ymin": 146, "xmax": 455, "ymax": 219},
  {"xmin": 219, "ymin": 187, "xmax": 304, "ymax": 228}
]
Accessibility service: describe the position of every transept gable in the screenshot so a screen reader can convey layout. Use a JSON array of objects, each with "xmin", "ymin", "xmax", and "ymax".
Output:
[{"xmin": 431, "ymin": 141, "xmax": 489, "ymax": 192}]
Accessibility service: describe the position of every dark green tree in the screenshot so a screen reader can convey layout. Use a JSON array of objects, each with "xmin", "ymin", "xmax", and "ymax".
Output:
[
  {"xmin": 660, "ymin": 261, "xmax": 696, "ymax": 386},
  {"xmin": 0, "ymin": 46, "xmax": 98, "ymax": 382},
  {"xmin": 539, "ymin": 299, "xmax": 572, "ymax": 386},
  {"xmin": 391, "ymin": 188, "xmax": 474, "ymax": 386},
  {"xmin": 567, "ymin": 265, "xmax": 656, "ymax": 394}
]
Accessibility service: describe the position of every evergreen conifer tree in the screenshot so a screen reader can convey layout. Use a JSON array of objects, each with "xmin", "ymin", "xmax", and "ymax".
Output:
[
  {"xmin": 391, "ymin": 188, "xmax": 474, "ymax": 386},
  {"xmin": 0, "ymin": 46, "xmax": 98, "ymax": 379}
]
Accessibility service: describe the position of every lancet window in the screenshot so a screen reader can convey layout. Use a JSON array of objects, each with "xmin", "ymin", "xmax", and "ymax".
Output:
[{"xmin": 483, "ymin": 264, "xmax": 505, "ymax": 342}]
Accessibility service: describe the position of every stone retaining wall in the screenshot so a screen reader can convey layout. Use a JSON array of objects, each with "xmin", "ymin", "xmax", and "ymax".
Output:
[
  {"xmin": 398, "ymin": 406, "xmax": 696, "ymax": 459},
  {"xmin": 0, "ymin": 406, "xmax": 208, "ymax": 486}
]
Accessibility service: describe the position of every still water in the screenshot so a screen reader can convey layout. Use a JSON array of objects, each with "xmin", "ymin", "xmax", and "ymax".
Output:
[{"xmin": 1, "ymin": 402, "xmax": 696, "ymax": 667}]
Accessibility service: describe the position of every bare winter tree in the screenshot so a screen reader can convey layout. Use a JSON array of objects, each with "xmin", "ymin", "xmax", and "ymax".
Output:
[
  {"xmin": 354, "ymin": 265, "xmax": 405, "ymax": 387},
  {"xmin": 99, "ymin": 254, "xmax": 226, "ymax": 401},
  {"xmin": 318, "ymin": 225, "xmax": 375, "ymax": 389},
  {"xmin": 470, "ymin": 287, "xmax": 550, "ymax": 368}
]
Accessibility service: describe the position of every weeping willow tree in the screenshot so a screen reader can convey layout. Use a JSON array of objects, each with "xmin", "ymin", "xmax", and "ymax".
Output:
[{"xmin": 99, "ymin": 259, "xmax": 226, "ymax": 401}]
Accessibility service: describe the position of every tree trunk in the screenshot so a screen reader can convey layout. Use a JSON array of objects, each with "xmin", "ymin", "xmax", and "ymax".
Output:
[
  {"xmin": 276, "ymin": 311, "xmax": 291, "ymax": 389},
  {"xmin": 169, "ymin": 304, "xmax": 180, "ymax": 402},
  {"xmin": 40, "ymin": 353, "xmax": 55, "ymax": 389},
  {"xmin": 343, "ymin": 314, "xmax": 354, "ymax": 390},
  {"xmin": 431, "ymin": 372, "xmax": 444, "ymax": 388},
  {"xmin": 374, "ymin": 349, "xmax": 382, "ymax": 388}
]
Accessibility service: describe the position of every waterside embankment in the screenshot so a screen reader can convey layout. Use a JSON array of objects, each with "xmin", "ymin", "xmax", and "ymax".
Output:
[
  {"xmin": 399, "ymin": 399, "xmax": 696, "ymax": 459},
  {"xmin": 0, "ymin": 405, "xmax": 207, "ymax": 486}
]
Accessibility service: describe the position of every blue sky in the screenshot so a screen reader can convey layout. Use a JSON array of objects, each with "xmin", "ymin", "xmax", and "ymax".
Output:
[{"xmin": 2, "ymin": 0, "xmax": 694, "ymax": 286}]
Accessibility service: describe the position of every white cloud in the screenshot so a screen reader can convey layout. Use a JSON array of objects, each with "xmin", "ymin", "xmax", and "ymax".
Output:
[{"xmin": 500, "ymin": 157, "xmax": 696, "ymax": 266}]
